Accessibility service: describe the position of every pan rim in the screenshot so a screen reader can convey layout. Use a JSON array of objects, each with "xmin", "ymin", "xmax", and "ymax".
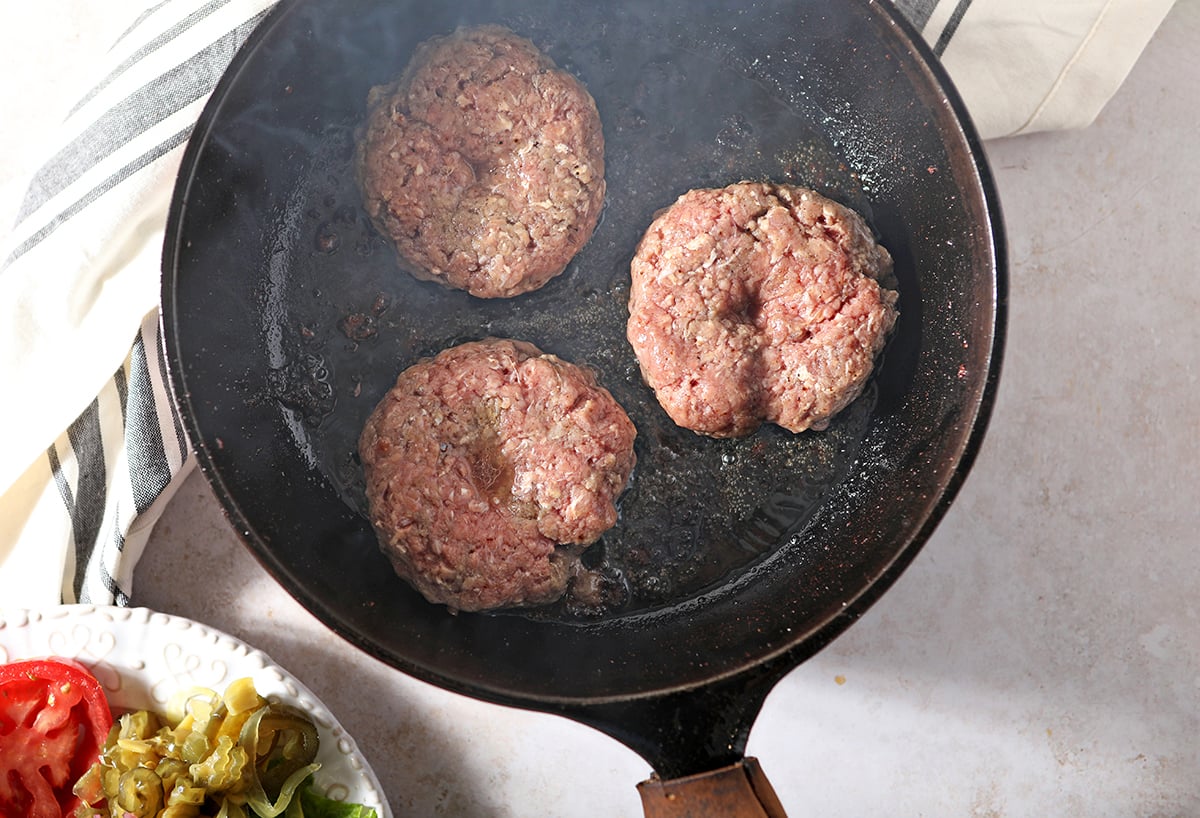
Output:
[{"xmin": 159, "ymin": 0, "xmax": 1007, "ymax": 709}]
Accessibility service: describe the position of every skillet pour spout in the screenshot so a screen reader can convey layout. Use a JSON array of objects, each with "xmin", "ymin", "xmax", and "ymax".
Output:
[{"xmin": 161, "ymin": 0, "xmax": 1006, "ymax": 813}]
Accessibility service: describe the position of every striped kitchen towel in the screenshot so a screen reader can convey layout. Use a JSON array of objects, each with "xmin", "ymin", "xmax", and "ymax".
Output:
[
  {"xmin": 0, "ymin": 0, "xmax": 1178, "ymax": 607},
  {"xmin": 0, "ymin": 0, "xmax": 277, "ymax": 606}
]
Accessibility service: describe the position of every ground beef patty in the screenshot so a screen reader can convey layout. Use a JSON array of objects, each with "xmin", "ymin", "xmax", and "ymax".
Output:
[
  {"xmin": 356, "ymin": 25, "xmax": 605, "ymax": 299},
  {"xmin": 358, "ymin": 338, "xmax": 636, "ymax": 612},
  {"xmin": 627, "ymin": 182, "xmax": 898, "ymax": 438}
]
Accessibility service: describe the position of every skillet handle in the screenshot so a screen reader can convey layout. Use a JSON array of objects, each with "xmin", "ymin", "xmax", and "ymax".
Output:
[{"xmin": 637, "ymin": 758, "xmax": 788, "ymax": 818}]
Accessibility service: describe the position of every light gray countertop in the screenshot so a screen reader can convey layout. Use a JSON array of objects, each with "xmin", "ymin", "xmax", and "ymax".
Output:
[{"xmin": 9, "ymin": 1, "xmax": 1200, "ymax": 815}]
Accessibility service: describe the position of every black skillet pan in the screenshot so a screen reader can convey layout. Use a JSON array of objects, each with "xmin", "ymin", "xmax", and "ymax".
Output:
[{"xmin": 161, "ymin": 0, "xmax": 1005, "ymax": 813}]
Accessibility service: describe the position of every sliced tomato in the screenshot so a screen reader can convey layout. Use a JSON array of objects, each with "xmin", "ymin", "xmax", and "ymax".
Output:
[{"xmin": 0, "ymin": 658, "xmax": 113, "ymax": 818}]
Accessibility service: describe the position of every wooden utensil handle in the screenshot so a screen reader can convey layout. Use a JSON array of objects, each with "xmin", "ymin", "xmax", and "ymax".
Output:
[{"xmin": 637, "ymin": 758, "xmax": 788, "ymax": 818}]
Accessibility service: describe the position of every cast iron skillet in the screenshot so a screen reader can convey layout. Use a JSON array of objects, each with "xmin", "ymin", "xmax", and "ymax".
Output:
[{"xmin": 161, "ymin": 0, "xmax": 1005, "ymax": 813}]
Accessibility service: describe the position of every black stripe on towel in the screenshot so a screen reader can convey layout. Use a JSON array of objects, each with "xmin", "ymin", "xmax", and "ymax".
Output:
[
  {"xmin": 71, "ymin": 0, "xmax": 235, "ymax": 118},
  {"xmin": 83, "ymin": 536, "xmax": 123, "ymax": 605},
  {"xmin": 112, "ymin": 0, "xmax": 177, "ymax": 48},
  {"xmin": 66, "ymin": 400, "xmax": 108, "ymax": 603},
  {"xmin": 890, "ymin": 0, "xmax": 943, "ymax": 32},
  {"xmin": 115, "ymin": 361, "xmax": 130, "ymax": 423},
  {"xmin": 154, "ymin": 320, "xmax": 191, "ymax": 463},
  {"xmin": 47, "ymin": 442, "xmax": 76, "ymax": 519},
  {"xmin": 14, "ymin": 11, "xmax": 269, "ymax": 224},
  {"xmin": 1, "ymin": 126, "xmax": 192, "ymax": 269},
  {"xmin": 934, "ymin": 0, "xmax": 975, "ymax": 55},
  {"xmin": 127, "ymin": 330, "xmax": 175, "ymax": 514},
  {"xmin": 106, "ymin": 515, "xmax": 129, "ymax": 604}
]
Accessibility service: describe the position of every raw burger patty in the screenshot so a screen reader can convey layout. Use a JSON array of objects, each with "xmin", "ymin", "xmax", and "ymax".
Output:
[
  {"xmin": 358, "ymin": 338, "xmax": 636, "ymax": 612},
  {"xmin": 627, "ymin": 182, "xmax": 898, "ymax": 438},
  {"xmin": 356, "ymin": 25, "xmax": 605, "ymax": 299}
]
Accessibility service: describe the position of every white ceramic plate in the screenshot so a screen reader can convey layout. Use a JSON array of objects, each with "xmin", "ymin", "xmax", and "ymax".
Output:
[{"xmin": 0, "ymin": 604, "xmax": 391, "ymax": 817}]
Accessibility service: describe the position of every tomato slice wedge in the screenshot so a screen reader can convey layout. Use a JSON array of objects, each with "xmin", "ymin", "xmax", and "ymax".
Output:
[{"xmin": 0, "ymin": 658, "xmax": 113, "ymax": 818}]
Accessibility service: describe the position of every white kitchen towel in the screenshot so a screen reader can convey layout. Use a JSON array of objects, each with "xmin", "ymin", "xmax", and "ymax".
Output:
[
  {"xmin": 897, "ymin": 0, "xmax": 1180, "ymax": 138},
  {"xmin": 0, "ymin": 0, "xmax": 1179, "ymax": 607},
  {"xmin": 0, "ymin": 0, "xmax": 277, "ymax": 607}
]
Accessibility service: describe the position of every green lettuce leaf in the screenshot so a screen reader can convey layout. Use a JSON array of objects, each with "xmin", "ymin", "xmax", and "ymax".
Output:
[{"xmin": 272, "ymin": 784, "xmax": 380, "ymax": 818}]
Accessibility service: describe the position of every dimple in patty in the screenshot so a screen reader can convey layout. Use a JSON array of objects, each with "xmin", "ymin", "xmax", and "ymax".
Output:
[
  {"xmin": 627, "ymin": 182, "xmax": 899, "ymax": 438},
  {"xmin": 358, "ymin": 338, "xmax": 636, "ymax": 612},
  {"xmin": 356, "ymin": 25, "xmax": 606, "ymax": 299}
]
